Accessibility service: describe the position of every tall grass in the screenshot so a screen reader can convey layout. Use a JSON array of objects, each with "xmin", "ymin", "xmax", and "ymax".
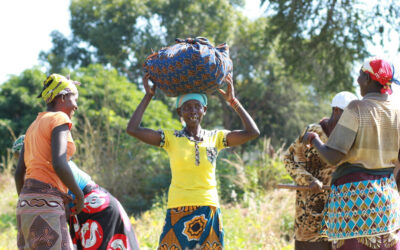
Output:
[
  {"xmin": 71, "ymin": 113, "xmax": 172, "ymax": 213},
  {"xmin": 217, "ymin": 137, "xmax": 293, "ymax": 204},
  {"xmin": 0, "ymin": 173, "xmax": 295, "ymax": 249},
  {"xmin": 0, "ymin": 151, "xmax": 18, "ymax": 250},
  {"xmin": 0, "ymin": 118, "xmax": 297, "ymax": 249}
]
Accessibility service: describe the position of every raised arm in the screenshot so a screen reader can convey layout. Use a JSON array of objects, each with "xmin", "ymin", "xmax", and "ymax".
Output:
[
  {"xmin": 51, "ymin": 124, "xmax": 84, "ymax": 214},
  {"xmin": 218, "ymin": 75, "xmax": 260, "ymax": 147},
  {"xmin": 126, "ymin": 73, "xmax": 162, "ymax": 146},
  {"xmin": 15, "ymin": 145, "xmax": 26, "ymax": 195}
]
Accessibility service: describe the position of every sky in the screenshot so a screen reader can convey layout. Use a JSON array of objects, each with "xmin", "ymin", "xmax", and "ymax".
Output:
[
  {"xmin": 0, "ymin": 0, "xmax": 399, "ymax": 103},
  {"xmin": 0, "ymin": 0, "xmax": 71, "ymax": 84}
]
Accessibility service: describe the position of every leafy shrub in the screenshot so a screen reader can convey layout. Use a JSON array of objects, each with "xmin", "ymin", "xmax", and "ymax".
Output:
[{"xmin": 217, "ymin": 137, "xmax": 292, "ymax": 204}]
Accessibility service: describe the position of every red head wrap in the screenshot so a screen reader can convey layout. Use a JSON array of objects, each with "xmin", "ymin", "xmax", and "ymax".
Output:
[{"xmin": 361, "ymin": 57, "xmax": 399, "ymax": 95}]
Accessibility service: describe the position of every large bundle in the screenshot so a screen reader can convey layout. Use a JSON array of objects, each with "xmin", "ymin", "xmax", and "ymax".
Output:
[{"xmin": 143, "ymin": 37, "xmax": 233, "ymax": 97}]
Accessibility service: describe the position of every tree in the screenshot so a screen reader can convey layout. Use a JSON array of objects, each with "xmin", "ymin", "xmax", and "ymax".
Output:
[
  {"xmin": 261, "ymin": 0, "xmax": 400, "ymax": 93},
  {"xmin": 0, "ymin": 65, "xmax": 181, "ymax": 213},
  {"xmin": 43, "ymin": 0, "xmax": 242, "ymax": 82},
  {"xmin": 0, "ymin": 68, "xmax": 46, "ymax": 155},
  {"xmin": 69, "ymin": 64, "xmax": 182, "ymax": 213},
  {"xmin": 39, "ymin": 31, "xmax": 94, "ymax": 73},
  {"xmin": 204, "ymin": 16, "xmax": 332, "ymax": 145},
  {"xmin": 41, "ymin": 0, "xmax": 387, "ymax": 146}
]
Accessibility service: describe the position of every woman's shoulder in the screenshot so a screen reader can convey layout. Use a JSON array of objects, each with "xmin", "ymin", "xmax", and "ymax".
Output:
[
  {"xmin": 343, "ymin": 100, "xmax": 365, "ymax": 116},
  {"xmin": 160, "ymin": 128, "xmax": 176, "ymax": 135},
  {"xmin": 40, "ymin": 111, "xmax": 70, "ymax": 120},
  {"xmin": 52, "ymin": 111, "xmax": 71, "ymax": 123},
  {"xmin": 346, "ymin": 99, "xmax": 363, "ymax": 109},
  {"xmin": 40, "ymin": 111, "xmax": 72, "ymax": 129}
]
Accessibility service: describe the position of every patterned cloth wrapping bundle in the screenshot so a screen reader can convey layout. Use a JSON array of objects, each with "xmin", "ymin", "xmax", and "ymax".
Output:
[{"xmin": 143, "ymin": 37, "xmax": 233, "ymax": 97}]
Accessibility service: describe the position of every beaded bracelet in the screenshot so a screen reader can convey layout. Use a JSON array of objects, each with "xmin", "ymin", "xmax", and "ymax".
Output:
[{"xmin": 230, "ymin": 98, "xmax": 241, "ymax": 111}]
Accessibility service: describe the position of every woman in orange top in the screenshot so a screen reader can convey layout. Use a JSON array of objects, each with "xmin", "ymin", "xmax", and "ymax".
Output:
[{"xmin": 14, "ymin": 74, "xmax": 84, "ymax": 250}]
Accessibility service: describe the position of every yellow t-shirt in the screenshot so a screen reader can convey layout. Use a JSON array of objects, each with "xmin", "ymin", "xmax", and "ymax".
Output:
[{"xmin": 160, "ymin": 129, "xmax": 229, "ymax": 208}]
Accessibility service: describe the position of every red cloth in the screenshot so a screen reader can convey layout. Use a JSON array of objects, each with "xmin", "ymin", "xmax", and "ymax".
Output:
[{"xmin": 362, "ymin": 57, "xmax": 396, "ymax": 94}]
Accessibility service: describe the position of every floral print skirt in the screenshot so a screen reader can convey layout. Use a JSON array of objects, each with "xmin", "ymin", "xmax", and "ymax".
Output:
[
  {"xmin": 69, "ymin": 185, "xmax": 140, "ymax": 250},
  {"xmin": 158, "ymin": 206, "xmax": 223, "ymax": 250}
]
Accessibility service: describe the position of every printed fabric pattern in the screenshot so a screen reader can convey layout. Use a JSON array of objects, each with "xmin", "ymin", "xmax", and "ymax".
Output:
[
  {"xmin": 144, "ymin": 37, "xmax": 233, "ymax": 96},
  {"xmin": 158, "ymin": 206, "xmax": 223, "ymax": 250},
  {"xmin": 321, "ymin": 174, "xmax": 400, "ymax": 241},
  {"xmin": 69, "ymin": 185, "xmax": 140, "ymax": 250},
  {"xmin": 283, "ymin": 123, "xmax": 335, "ymax": 242},
  {"xmin": 16, "ymin": 178, "xmax": 73, "ymax": 250}
]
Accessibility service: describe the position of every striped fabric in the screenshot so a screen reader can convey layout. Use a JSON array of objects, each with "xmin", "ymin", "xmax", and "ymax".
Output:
[{"xmin": 326, "ymin": 93, "xmax": 400, "ymax": 170}]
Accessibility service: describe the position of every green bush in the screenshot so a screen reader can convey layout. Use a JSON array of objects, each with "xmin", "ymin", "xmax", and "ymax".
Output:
[{"xmin": 217, "ymin": 137, "xmax": 292, "ymax": 204}]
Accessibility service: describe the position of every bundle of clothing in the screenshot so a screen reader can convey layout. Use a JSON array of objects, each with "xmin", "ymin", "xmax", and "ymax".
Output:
[{"xmin": 143, "ymin": 37, "xmax": 232, "ymax": 96}]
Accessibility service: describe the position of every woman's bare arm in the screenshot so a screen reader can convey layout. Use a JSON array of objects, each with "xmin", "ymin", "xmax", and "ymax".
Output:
[
  {"xmin": 302, "ymin": 132, "xmax": 345, "ymax": 165},
  {"xmin": 15, "ymin": 145, "xmax": 26, "ymax": 195},
  {"xmin": 51, "ymin": 124, "xmax": 84, "ymax": 213},
  {"xmin": 219, "ymin": 75, "xmax": 260, "ymax": 147},
  {"xmin": 126, "ymin": 74, "xmax": 161, "ymax": 146}
]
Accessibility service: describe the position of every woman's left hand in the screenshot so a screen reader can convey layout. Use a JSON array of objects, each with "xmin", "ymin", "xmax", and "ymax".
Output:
[{"xmin": 218, "ymin": 74, "xmax": 235, "ymax": 103}]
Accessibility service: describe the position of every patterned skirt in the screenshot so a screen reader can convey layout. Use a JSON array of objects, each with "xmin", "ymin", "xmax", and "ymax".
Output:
[
  {"xmin": 69, "ymin": 184, "xmax": 140, "ymax": 250},
  {"xmin": 158, "ymin": 206, "xmax": 223, "ymax": 250},
  {"xmin": 16, "ymin": 178, "xmax": 73, "ymax": 250},
  {"xmin": 321, "ymin": 172, "xmax": 400, "ymax": 249}
]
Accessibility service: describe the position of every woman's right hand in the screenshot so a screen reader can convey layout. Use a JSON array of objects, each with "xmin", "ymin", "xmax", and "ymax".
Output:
[
  {"xmin": 302, "ymin": 132, "xmax": 319, "ymax": 147},
  {"xmin": 309, "ymin": 179, "xmax": 323, "ymax": 193},
  {"xmin": 218, "ymin": 74, "xmax": 235, "ymax": 103},
  {"xmin": 143, "ymin": 73, "xmax": 156, "ymax": 96},
  {"xmin": 72, "ymin": 194, "xmax": 84, "ymax": 215}
]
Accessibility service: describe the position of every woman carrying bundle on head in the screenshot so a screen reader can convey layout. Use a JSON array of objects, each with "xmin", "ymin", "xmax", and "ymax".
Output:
[
  {"xmin": 302, "ymin": 57, "xmax": 400, "ymax": 250},
  {"xmin": 126, "ymin": 73, "xmax": 259, "ymax": 249}
]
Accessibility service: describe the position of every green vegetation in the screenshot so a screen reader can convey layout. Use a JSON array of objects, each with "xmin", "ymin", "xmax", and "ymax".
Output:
[
  {"xmin": 0, "ymin": 64, "xmax": 301, "ymax": 214},
  {"xmin": 2, "ymin": 0, "xmax": 400, "ymax": 248},
  {"xmin": 0, "ymin": 118, "xmax": 296, "ymax": 248},
  {"xmin": 0, "ymin": 172, "xmax": 296, "ymax": 249}
]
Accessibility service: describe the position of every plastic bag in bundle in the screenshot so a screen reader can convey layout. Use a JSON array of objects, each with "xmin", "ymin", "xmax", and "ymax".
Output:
[{"xmin": 143, "ymin": 37, "xmax": 233, "ymax": 97}]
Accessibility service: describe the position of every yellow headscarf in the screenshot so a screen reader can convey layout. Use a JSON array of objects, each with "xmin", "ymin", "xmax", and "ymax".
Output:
[{"xmin": 37, "ymin": 74, "xmax": 80, "ymax": 103}]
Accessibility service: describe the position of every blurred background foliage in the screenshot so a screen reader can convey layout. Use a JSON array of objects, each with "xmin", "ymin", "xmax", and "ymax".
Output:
[{"xmin": 1, "ymin": 0, "xmax": 399, "ymax": 215}]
